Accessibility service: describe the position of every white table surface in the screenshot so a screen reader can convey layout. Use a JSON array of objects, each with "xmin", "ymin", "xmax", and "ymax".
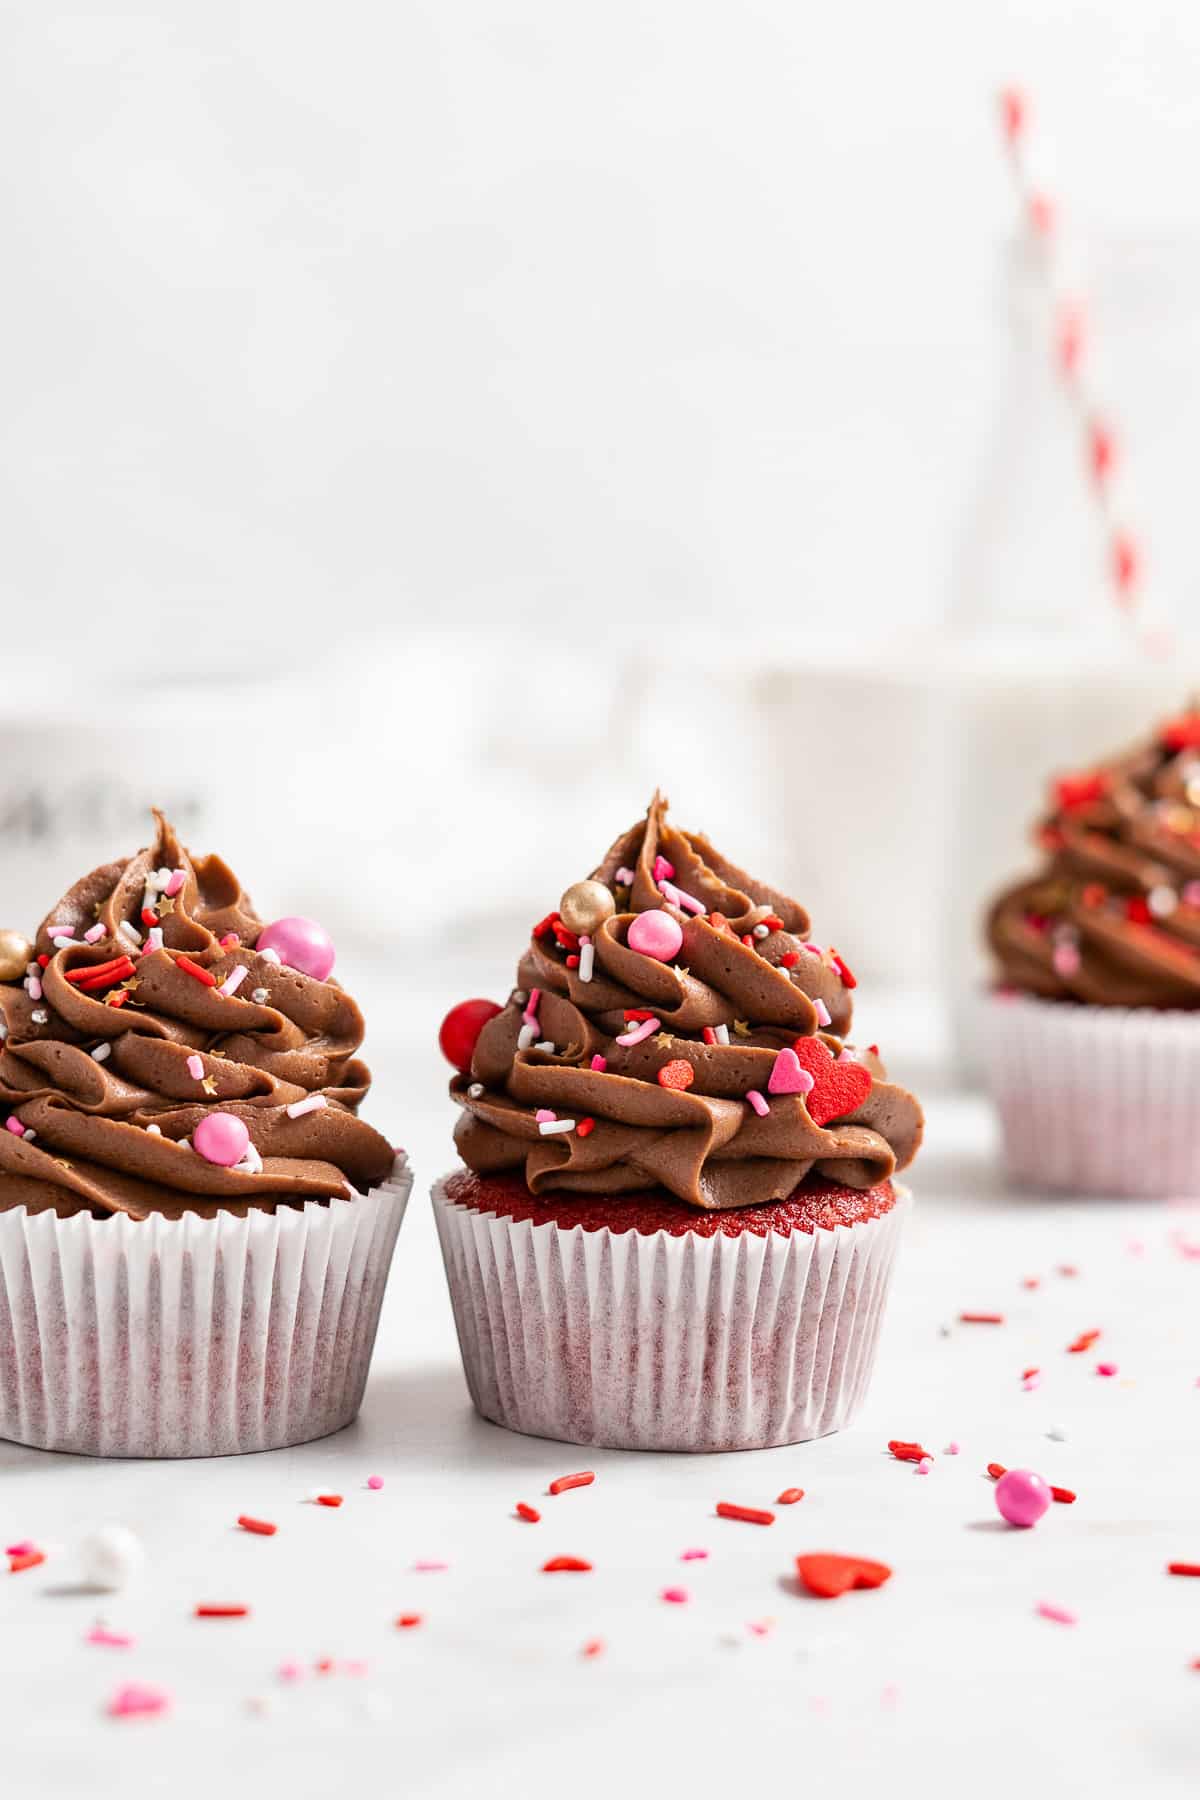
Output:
[{"xmin": 3, "ymin": 986, "xmax": 1200, "ymax": 1800}]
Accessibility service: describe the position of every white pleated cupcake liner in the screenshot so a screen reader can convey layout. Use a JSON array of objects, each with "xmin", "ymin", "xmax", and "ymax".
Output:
[
  {"xmin": 432, "ymin": 1177, "xmax": 909, "ymax": 1453},
  {"xmin": 0, "ymin": 1158, "xmax": 411, "ymax": 1458},
  {"xmin": 983, "ymin": 990, "xmax": 1200, "ymax": 1197}
]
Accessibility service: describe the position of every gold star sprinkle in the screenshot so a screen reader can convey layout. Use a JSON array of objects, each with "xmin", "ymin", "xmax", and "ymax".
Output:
[
  {"xmin": 201, "ymin": 1077, "xmax": 218, "ymax": 1096},
  {"xmin": 654, "ymin": 1032, "xmax": 674, "ymax": 1050},
  {"xmin": 53, "ymin": 1158, "xmax": 72, "ymax": 1172},
  {"xmin": 733, "ymin": 1020, "xmax": 752, "ymax": 1038},
  {"xmin": 158, "ymin": 897, "xmax": 176, "ymax": 917}
]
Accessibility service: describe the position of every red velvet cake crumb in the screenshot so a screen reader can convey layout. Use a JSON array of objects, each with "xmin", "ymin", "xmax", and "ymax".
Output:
[{"xmin": 442, "ymin": 1169, "xmax": 897, "ymax": 1238}]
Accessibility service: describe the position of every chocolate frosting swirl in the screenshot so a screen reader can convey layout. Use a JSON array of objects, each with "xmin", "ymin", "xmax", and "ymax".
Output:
[
  {"xmin": 452, "ymin": 794, "xmax": 923, "ymax": 1210},
  {"xmin": 988, "ymin": 708, "xmax": 1200, "ymax": 1007},
  {"xmin": 0, "ymin": 813, "xmax": 394, "ymax": 1218}
]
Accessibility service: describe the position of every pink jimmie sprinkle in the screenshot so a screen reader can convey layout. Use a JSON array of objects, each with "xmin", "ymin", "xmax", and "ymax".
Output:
[
  {"xmin": 813, "ymin": 998, "xmax": 832, "ymax": 1028},
  {"xmin": 108, "ymin": 1682, "xmax": 170, "ymax": 1720},
  {"xmin": 522, "ymin": 988, "xmax": 541, "ymax": 1028},
  {"xmin": 286, "ymin": 1095, "xmax": 328, "ymax": 1120},
  {"xmin": 4, "ymin": 1117, "xmax": 24, "ymax": 1137},
  {"xmin": 1096, "ymin": 1361, "xmax": 1119, "ymax": 1377},
  {"xmin": 27, "ymin": 977, "xmax": 42, "ymax": 1001},
  {"xmin": 590, "ymin": 1054, "xmax": 607, "ymax": 1072},
  {"xmin": 680, "ymin": 1547, "xmax": 709, "ymax": 1561},
  {"xmin": 367, "ymin": 1476, "xmax": 384, "ymax": 1491},
  {"xmin": 5, "ymin": 1540, "xmax": 35, "ymax": 1557},
  {"xmin": 218, "ymin": 965, "xmax": 249, "ymax": 998},
  {"xmin": 745, "ymin": 1090, "xmax": 769, "ymax": 1118},
  {"xmin": 616, "ymin": 1017, "xmax": 660, "ymax": 1048},
  {"xmin": 661, "ymin": 1586, "xmax": 690, "ymax": 1604},
  {"xmin": 87, "ymin": 1625, "xmax": 135, "ymax": 1649},
  {"xmin": 1037, "ymin": 1602, "xmax": 1078, "ymax": 1626},
  {"xmin": 659, "ymin": 879, "xmax": 705, "ymax": 915},
  {"xmin": 164, "ymin": 869, "xmax": 186, "ymax": 898},
  {"xmin": 186, "ymin": 1054, "xmax": 205, "ymax": 1081},
  {"xmin": 84, "ymin": 923, "xmax": 107, "ymax": 945}
]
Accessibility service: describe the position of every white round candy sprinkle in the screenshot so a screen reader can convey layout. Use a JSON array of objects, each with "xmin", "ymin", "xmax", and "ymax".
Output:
[
  {"xmin": 1148, "ymin": 885, "xmax": 1177, "ymax": 918},
  {"xmin": 80, "ymin": 1524, "xmax": 145, "ymax": 1592}
]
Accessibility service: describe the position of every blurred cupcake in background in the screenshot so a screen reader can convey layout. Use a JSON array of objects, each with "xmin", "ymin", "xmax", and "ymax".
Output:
[
  {"xmin": 0, "ymin": 812, "xmax": 410, "ymax": 1457},
  {"xmin": 985, "ymin": 703, "xmax": 1200, "ymax": 1195},
  {"xmin": 434, "ymin": 792, "xmax": 923, "ymax": 1453}
]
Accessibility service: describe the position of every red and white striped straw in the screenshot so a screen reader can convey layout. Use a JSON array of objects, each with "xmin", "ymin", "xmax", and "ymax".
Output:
[{"xmin": 997, "ymin": 87, "xmax": 1164, "ymax": 655}]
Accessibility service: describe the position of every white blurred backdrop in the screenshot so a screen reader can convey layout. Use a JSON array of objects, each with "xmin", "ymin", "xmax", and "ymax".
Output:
[{"xmin": 2, "ymin": 2, "xmax": 1199, "ymax": 1093}]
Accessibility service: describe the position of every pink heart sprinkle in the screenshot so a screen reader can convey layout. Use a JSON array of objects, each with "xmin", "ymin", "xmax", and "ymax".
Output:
[{"xmin": 767, "ymin": 1048, "xmax": 816, "ymax": 1097}]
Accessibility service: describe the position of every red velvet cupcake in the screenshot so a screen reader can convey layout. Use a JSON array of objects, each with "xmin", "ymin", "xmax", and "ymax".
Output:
[{"xmin": 434, "ymin": 794, "xmax": 923, "ymax": 1452}]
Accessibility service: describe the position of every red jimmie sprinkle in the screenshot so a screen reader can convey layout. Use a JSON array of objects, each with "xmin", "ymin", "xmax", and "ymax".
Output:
[
  {"xmin": 830, "ymin": 950, "xmax": 858, "ymax": 989},
  {"xmin": 657, "ymin": 1059, "xmax": 695, "ymax": 1092},
  {"xmin": 987, "ymin": 1464, "xmax": 1076, "ymax": 1504},
  {"xmin": 141, "ymin": 908, "xmax": 158, "ymax": 929},
  {"xmin": 516, "ymin": 1503, "xmax": 541, "ymax": 1523},
  {"xmin": 960, "ymin": 1312, "xmax": 1005, "ymax": 1325},
  {"xmin": 1168, "ymin": 1562, "xmax": 1200, "ymax": 1578},
  {"xmin": 237, "ymin": 1515, "xmax": 277, "ymax": 1537},
  {"xmin": 776, "ymin": 1488, "xmax": 805, "ymax": 1505},
  {"xmin": 889, "ymin": 1441, "xmax": 933, "ymax": 1464},
  {"xmin": 8, "ymin": 1551, "xmax": 45, "ymax": 1575},
  {"xmin": 576, "ymin": 1118, "xmax": 596, "ymax": 1139},
  {"xmin": 194, "ymin": 1605, "xmax": 249, "ymax": 1618},
  {"xmin": 106, "ymin": 990, "xmax": 129, "ymax": 1009},
  {"xmin": 396, "ymin": 1614, "xmax": 423, "ymax": 1628},
  {"xmin": 176, "ymin": 956, "xmax": 217, "ymax": 987},
  {"xmin": 542, "ymin": 1556, "xmax": 592, "ymax": 1573},
  {"xmin": 316, "ymin": 1494, "xmax": 343, "ymax": 1508},
  {"xmin": 761, "ymin": 916, "xmax": 784, "ymax": 932},
  {"xmin": 532, "ymin": 913, "xmax": 560, "ymax": 939},
  {"xmin": 36, "ymin": 954, "xmax": 49, "ymax": 969},
  {"xmin": 623, "ymin": 1009, "xmax": 656, "ymax": 1023},
  {"xmin": 716, "ymin": 1503, "xmax": 775, "ymax": 1526},
  {"xmin": 548, "ymin": 1472, "xmax": 595, "ymax": 1496}
]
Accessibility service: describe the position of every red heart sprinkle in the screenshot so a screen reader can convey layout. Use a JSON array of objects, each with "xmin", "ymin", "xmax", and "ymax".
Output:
[
  {"xmin": 795, "ymin": 1553, "xmax": 892, "ymax": 1599},
  {"xmin": 789, "ymin": 1037, "xmax": 872, "ymax": 1126}
]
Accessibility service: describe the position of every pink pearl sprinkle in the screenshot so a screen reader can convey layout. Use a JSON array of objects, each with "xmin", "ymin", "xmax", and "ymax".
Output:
[
  {"xmin": 1036, "ymin": 1601, "xmax": 1078, "ymax": 1626},
  {"xmin": 616, "ymin": 1016, "xmax": 660, "ymax": 1048},
  {"xmin": 1096, "ymin": 1361, "xmax": 1118, "ymax": 1377},
  {"xmin": 367, "ymin": 1476, "xmax": 384, "ymax": 1491},
  {"xmin": 661, "ymin": 1586, "xmax": 689, "ymax": 1604},
  {"xmin": 627, "ymin": 909, "xmax": 684, "ymax": 962},
  {"xmin": 680, "ymin": 1547, "xmax": 709, "ymax": 1561},
  {"xmin": 186, "ymin": 1054, "xmax": 205, "ymax": 1082},
  {"xmin": 946, "ymin": 1441, "xmax": 961, "ymax": 1455},
  {"xmin": 745, "ymin": 1089, "xmax": 769, "ymax": 1118},
  {"xmin": 917, "ymin": 1457, "xmax": 932, "ymax": 1474}
]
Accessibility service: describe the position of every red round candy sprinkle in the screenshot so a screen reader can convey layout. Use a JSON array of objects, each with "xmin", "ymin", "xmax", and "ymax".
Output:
[
  {"xmin": 439, "ymin": 999, "xmax": 503, "ymax": 1073},
  {"xmin": 657, "ymin": 1059, "xmax": 695, "ymax": 1092}
]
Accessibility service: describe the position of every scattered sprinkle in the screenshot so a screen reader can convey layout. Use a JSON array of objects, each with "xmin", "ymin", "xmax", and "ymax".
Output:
[
  {"xmin": 237, "ymin": 1515, "xmax": 277, "ymax": 1537},
  {"xmin": 396, "ymin": 1613, "xmax": 423, "ymax": 1629},
  {"xmin": 516, "ymin": 1503, "xmax": 541, "ymax": 1523},
  {"xmin": 549, "ymin": 1471, "xmax": 595, "ymax": 1496},
  {"xmin": 745, "ymin": 1089, "xmax": 769, "ymax": 1118},
  {"xmin": 680, "ymin": 1548, "xmax": 709, "ymax": 1561},
  {"xmin": 616, "ymin": 1016, "xmax": 661, "ymax": 1048},
  {"xmin": 8, "ymin": 1550, "xmax": 45, "ymax": 1574},
  {"xmin": 186, "ymin": 1053, "xmax": 205, "ymax": 1081},
  {"xmin": 316, "ymin": 1494, "xmax": 343, "ymax": 1508},
  {"xmin": 194, "ymin": 1604, "xmax": 249, "ymax": 1618},
  {"xmin": 367, "ymin": 1476, "xmax": 384, "ymax": 1491},
  {"xmin": 542, "ymin": 1557, "xmax": 592, "ymax": 1573},
  {"xmin": 776, "ymin": 1488, "xmax": 805, "ymax": 1505},
  {"xmin": 1096, "ymin": 1361, "xmax": 1118, "ymax": 1377},
  {"xmin": 661, "ymin": 1586, "xmax": 690, "ymax": 1604},
  {"xmin": 86, "ymin": 1625, "xmax": 135, "ymax": 1649},
  {"xmin": 959, "ymin": 1312, "xmax": 1005, "ymax": 1325},
  {"xmin": 716, "ymin": 1503, "xmax": 775, "ymax": 1526},
  {"xmin": 413, "ymin": 1560, "xmax": 449, "ymax": 1572},
  {"xmin": 107, "ymin": 1682, "xmax": 170, "ymax": 1720},
  {"xmin": 1036, "ymin": 1601, "xmax": 1077, "ymax": 1626},
  {"xmin": 1167, "ymin": 1562, "xmax": 1200, "ymax": 1577},
  {"xmin": 286, "ymin": 1095, "xmax": 328, "ymax": 1120},
  {"xmin": 581, "ymin": 1639, "xmax": 605, "ymax": 1659},
  {"xmin": 175, "ymin": 955, "xmax": 216, "ymax": 987}
]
